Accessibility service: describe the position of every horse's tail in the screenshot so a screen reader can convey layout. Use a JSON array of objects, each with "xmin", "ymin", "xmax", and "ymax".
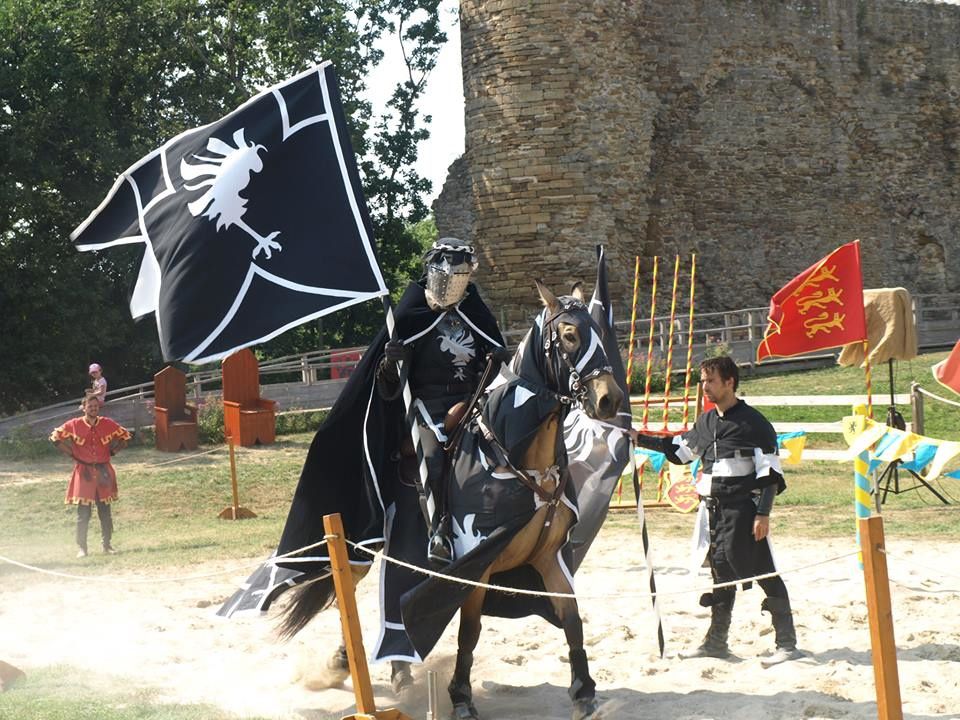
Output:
[{"xmin": 276, "ymin": 573, "xmax": 337, "ymax": 640}]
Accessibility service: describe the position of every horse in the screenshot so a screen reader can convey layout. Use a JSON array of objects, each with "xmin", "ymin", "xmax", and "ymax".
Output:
[{"xmin": 279, "ymin": 280, "xmax": 624, "ymax": 720}]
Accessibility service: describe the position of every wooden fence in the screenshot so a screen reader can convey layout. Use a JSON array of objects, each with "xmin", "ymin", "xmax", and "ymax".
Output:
[{"xmin": 3, "ymin": 293, "xmax": 957, "ymax": 440}]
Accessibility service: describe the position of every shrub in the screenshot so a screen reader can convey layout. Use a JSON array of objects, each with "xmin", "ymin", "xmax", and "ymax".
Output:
[
  {"xmin": 276, "ymin": 409, "xmax": 329, "ymax": 435},
  {"xmin": 197, "ymin": 398, "xmax": 225, "ymax": 444}
]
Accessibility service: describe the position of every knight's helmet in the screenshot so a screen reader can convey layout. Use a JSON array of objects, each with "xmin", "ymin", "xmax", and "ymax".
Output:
[{"xmin": 423, "ymin": 237, "xmax": 478, "ymax": 310}]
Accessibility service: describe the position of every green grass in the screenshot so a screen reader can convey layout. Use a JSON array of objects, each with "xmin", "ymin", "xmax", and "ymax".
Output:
[{"xmin": 0, "ymin": 667, "xmax": 275, "ymax": 720}]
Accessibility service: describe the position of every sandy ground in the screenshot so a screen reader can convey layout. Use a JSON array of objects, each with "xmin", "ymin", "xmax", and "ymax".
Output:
[{"xmin": 1, "ymin": 521, "xmax": 959, "ymax": 720}]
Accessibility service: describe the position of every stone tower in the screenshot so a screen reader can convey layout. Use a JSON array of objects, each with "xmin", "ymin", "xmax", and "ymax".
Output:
[{"xmin": 434, "ymin": 0, "xmax": 960, "ymax": 326}]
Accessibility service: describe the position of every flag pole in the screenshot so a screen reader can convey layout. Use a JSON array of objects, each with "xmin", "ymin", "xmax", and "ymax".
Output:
[
  {"xmin": 381, "ymin": 297, "xmax": 436, "ymax": 533},
  {"xmin": 681, "ymin": 254, "xmax": 697, "ymax": 430}
]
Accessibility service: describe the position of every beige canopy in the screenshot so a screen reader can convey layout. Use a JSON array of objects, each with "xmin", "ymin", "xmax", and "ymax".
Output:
[{"xmin": 837, "ymin": 287, "xmax": 918, "ymax": 367}]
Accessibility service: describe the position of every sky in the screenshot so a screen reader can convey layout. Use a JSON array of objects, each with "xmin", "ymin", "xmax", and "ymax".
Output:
[{"xmin": 364, "ymin": 0, "xmax": 464, "ymax": 205}]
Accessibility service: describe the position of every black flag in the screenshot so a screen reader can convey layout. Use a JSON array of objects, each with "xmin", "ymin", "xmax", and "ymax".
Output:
[
  {"xmin": 71, "ymin": 62, "xmax": 388, "ymax": 362},
  {"xmin": 564, "ymin": 245, "xmax": 632, "ymax": 571}
]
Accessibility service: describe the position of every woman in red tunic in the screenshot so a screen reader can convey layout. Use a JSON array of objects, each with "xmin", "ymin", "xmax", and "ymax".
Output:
[{"xmin": 50, "ymin": 395, "xmax": 131, "ymax": 557}]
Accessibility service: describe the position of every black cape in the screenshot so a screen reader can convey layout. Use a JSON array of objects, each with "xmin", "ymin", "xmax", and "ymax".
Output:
[{"xmin": 275, "ymin": 281, "xmax": 504, "ymax": 576}]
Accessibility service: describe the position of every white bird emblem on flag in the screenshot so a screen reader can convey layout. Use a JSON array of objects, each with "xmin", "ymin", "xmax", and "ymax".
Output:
[{"xmin": 180, "ymin": 128, "xmax": 282, "ymax": 259}]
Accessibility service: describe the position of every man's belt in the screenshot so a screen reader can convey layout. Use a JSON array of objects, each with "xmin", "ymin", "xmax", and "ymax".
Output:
[
  {"xmin": 702, "ymin": 493, "xmax": 754, "ymax": 510},
  {"xmin": 413, "ymin": 381, "xmax": 474, "ymax": 400}
]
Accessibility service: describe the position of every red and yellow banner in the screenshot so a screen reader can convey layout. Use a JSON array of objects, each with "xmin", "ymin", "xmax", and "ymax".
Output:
[{"xmin": 757, "ymin": 241, "xmax": 867, "ymax": 362}]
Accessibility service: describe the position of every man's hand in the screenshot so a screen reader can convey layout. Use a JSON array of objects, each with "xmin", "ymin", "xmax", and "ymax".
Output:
[
  {"xmin": 753, "ymin": 515, "xmax": 770, "ymax": 541},
  {"xmin": 384, "ymin": 340, "xmax": 406, "ymax": 364},
  {"xmin": 488, "ymin": 347, "xmax": 512, "ymax": 367}
]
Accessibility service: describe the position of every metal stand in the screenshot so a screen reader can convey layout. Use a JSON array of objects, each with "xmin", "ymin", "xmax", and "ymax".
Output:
[{"xmin": 874, "ymin": 360, "xmax": 949, "ymax": 510}]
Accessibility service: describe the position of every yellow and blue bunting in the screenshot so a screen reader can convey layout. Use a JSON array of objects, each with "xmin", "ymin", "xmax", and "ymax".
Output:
[{"xmin": 841, "ymin": 416, "xmax": 960, "ymax": 481}]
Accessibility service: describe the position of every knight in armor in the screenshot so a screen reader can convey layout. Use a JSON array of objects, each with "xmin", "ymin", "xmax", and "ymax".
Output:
[
  {"xmin": 632, "ymin": 356, "xmax": 803, "ymax": 667},
  {"xmin": 377, "ymin": 238, "xmax": 507, "ymax": 566}
]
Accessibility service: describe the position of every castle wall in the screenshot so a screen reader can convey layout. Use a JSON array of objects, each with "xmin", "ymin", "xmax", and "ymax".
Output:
[{"xmin": 434, "ymin": 0, "xmax": 960, "ymax": 325}]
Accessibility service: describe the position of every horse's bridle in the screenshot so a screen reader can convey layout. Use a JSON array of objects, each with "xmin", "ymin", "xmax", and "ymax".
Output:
[{"xmin": 541, "ymin": 301, "xmax": 613, "ymax": 408}]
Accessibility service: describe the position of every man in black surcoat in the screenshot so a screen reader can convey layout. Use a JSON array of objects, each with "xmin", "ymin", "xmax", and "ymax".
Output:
[
  {"xmin": 377, "ymin": 238, "xmax": 506, "ymax": 566},
  {"xmin": 633, "ymin": 356, "xmax": 803, "ymax": 667}
]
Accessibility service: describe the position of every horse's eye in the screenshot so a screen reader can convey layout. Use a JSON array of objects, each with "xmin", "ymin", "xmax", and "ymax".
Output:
[{"xmin": 561, "ymin": 330, "xmax": 579, "ymax": 349}]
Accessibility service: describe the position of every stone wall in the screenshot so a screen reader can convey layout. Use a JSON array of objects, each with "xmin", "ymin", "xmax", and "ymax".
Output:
[{"xmin": 433, "ymin": 0, "xmax": 960, "ymax": 326}]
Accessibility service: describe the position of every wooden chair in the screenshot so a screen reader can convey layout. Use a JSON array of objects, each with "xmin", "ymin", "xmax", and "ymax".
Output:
[
  {"xmin": 222, "ymin": 349, "xmax": 276, "ymax": 446},
  {"xmin": 154, "ymin": 366, "xmax": 199, "ymax": 452}
]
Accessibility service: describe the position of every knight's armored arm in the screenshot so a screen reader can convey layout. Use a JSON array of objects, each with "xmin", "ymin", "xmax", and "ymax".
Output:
[
  {"xmin": 376, "ymin": 340, "xmax": 410, "ymax": 401},
  {"xmin": 632, "ymin": 431, "xmax": 672, "ymax": 454},
  {"xmin": 755, "ymin": 483, "xmax": 777, "ymax": 516}
]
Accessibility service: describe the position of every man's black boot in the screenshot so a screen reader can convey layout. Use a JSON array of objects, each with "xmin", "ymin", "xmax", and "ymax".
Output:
[
  {"xmin": 679, "ymin": 596, "xmax": 734, "ymax": 659},
  {"xmin": 760, "ymin": 596, "xmax": 804, "ymax": 667}
]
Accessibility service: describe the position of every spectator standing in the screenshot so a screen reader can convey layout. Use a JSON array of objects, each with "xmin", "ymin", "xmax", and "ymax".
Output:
[
  {"xmin": 87, "ymin": 363, "xmax": 107, "ymax": 403},
  {"xmin": 51, "ymin": 395, "xmax": 131, "ymax": 557}
]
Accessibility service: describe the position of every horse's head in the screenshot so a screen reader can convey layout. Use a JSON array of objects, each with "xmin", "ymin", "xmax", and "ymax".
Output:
[{"xmin": 534, "ymin": 280, "xmax": 624, "ymax": 421}]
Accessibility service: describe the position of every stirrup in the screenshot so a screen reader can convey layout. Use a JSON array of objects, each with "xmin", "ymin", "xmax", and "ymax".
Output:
[{"xmin": 427, "ymin": 531, "xmax": 454, "ymax": 569}]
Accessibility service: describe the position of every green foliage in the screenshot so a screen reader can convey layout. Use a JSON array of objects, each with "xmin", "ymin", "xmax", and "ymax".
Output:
[
  {"xmin": 196, "ymin": 399, "xmax": 225, "ymax": 445},
  {"xmin": 628, "ymin": 354, "xmax": 666, "ymax": 394},
  {"xmin": 702, "ymin": 339, "xmax": 733, "ymax": 360},
  {"xmin": 276, "ymin": 408, "xmax": 330, "ymax": 435},
  {"xmin": 1, "ymin": 0, "xmax": 447, "ymax": 411},
  {"xmin": 0, "ymin": 425, "xmax": 59, "ymax": 461}
]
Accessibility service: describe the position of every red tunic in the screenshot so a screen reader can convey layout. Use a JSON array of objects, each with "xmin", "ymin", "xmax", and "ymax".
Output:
[{"xmin": 50, "ymin": 416, "xmax": 131, "ymax": 505}]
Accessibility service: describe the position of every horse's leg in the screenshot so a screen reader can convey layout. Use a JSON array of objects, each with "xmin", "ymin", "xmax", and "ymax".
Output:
[
  {"xmin": 302, "ymin": 563, "xmax": 371, "ymax": 690},
  {"xmin": 532, "ymin": 555, "xmax": 597, "ymax": 720},
  {"xmin": 390, "ymin": 659, "xmax": 414, "ymax": 694},
  {"xmin": 448, "ymin": 582, "xmax": 487, "ymax": 719}
]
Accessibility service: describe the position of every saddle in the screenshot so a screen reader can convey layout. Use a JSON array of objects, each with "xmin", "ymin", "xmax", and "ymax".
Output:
[{"xmin": 396, "ymin": 401, "xmax": 469, "ymax": 486}]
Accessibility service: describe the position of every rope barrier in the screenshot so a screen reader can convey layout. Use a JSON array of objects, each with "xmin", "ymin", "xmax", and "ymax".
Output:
[
  {"xmin": 915, "ymin": 384, "xmax": 960, "ymax": 409},
  {"xmin": 881, "ymin": 548, "xmax": 960, "ymax": 592},
  {"xmin": 5, "ymin": 531, "xmax": 958, "ymax": 600},
  {"xmin": 0, "ymin": 538, "xmax": 329, "ymax": 585},
  {"xmin": 144, "ymin": 446, "xmax": 224, "ymax": 467},
  {"xmin": 346, "ymin": 538, "xmax": 861, "ymax": 601}
]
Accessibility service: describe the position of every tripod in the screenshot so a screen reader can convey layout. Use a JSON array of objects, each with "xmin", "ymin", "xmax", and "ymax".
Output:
[{"xmin": 874, "ymin": 359, "xmax": 950, "ymax": 510}]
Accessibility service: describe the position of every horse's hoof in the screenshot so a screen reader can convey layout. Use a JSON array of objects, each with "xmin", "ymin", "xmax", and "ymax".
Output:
[
  {"xmin": 572, "ymin": 697, "xmax": 598, "ymax": 720},
  {"xmin": 391, "ymin": 665, "xmax": 414, "ymax": 695},
  {"xmin": 299, "ymin": 664, "xmax": 349, "ymax": 691},
  {"xmin": 451, "ymin": 701, "xmax": 481, "ymax": 720}
]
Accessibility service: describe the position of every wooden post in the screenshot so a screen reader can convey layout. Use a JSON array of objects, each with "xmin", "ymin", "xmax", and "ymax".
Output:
[
  {"xmin": 218, "ymin": 436, "xmax": 257, "ymax": 519},
  {"xmin": 858, "ymin": 516, "xmax": 903, "ymax": 720},
  {"xmin": 228, "ymin": 438, "xmax": 240, "ymax": 517},
  {"xmin": 323, "ymin": 513, "xmax": 412, "ymax": 720},
  {"xmin": 910, "ymin": 382, "xmax": 924, "ymax": 435}
]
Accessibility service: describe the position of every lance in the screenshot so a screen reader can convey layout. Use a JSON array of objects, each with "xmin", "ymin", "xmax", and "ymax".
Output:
[
  {"xmin": 618, "ymin": 256, "xmax": 642, "ymax": 504},
  {"xmin": 658, "ymin": 256, "xmax": 681, "ymax": 501},
  {"xmin": 660, "ymin": 255, "xmax": 681, "ymax": 431},
  {"xmin": 681, "ymin": 254, "xmax": 698, "ymax": 429},
  {"xmin": 641, "ymin": 257, "xmax": 660, "ymax": 429}
]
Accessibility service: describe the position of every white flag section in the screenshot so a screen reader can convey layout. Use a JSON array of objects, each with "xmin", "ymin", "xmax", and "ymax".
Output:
[{"xmin": 71, "ymin": 62, "xmax": 388, "ymax": 363}]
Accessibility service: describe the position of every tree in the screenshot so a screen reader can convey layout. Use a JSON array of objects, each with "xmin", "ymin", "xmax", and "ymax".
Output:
[{"xmin": 0, "ymin": 0, "xmax": 446, "ymax": 413}]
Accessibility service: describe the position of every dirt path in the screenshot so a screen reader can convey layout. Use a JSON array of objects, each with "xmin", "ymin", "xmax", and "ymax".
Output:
[{"xmin": 1, "ymin": 526, "xmax": 959, "ymax": 719}]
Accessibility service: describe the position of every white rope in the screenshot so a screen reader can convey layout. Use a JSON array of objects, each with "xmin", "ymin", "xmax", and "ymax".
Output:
[
  {"xmin": 915, "ymin": 385, "xmax": 960, "ymax": 409},
  {"xmin": 880, "ymin": 548, "xmax": 960, "ymax": 593},
  {"xmin": 144, "ymin": 446, "xmax": 223, "ymax": 467},
  {"xmin": 345, "ymin": 538, "xmax": 860, "ymax": 600},
  {"xmin": 0, "ymin": 538, "xmax": 329, "ymax": 585}
]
